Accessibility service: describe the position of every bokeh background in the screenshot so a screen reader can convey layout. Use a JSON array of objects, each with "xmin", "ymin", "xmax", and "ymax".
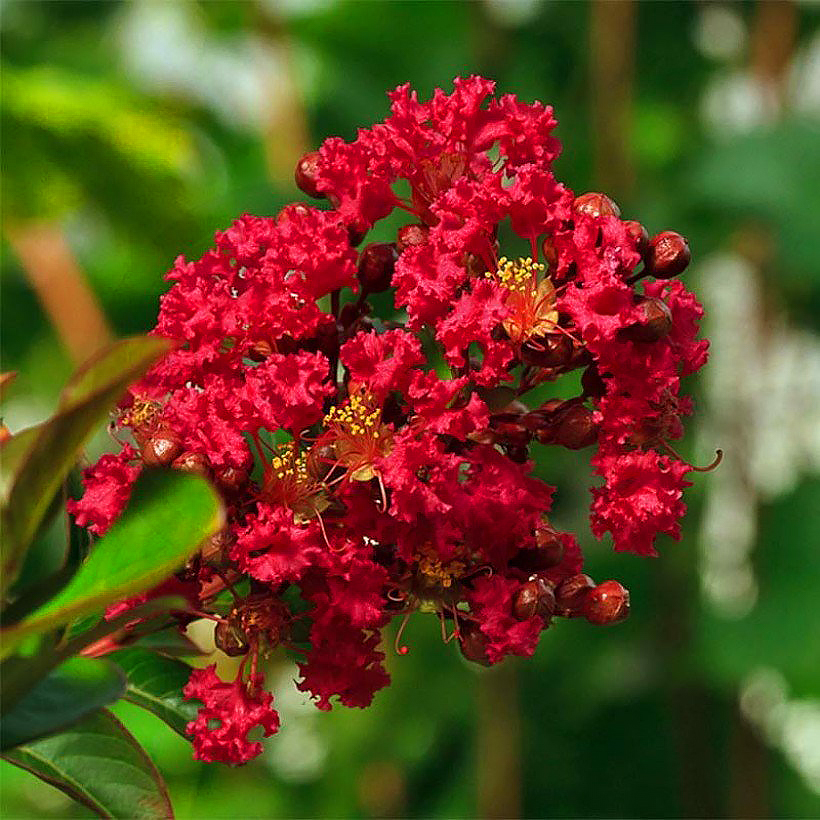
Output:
[{"xmin": 2, "ymin": 1, "xmax": 820, "ymax": 817}]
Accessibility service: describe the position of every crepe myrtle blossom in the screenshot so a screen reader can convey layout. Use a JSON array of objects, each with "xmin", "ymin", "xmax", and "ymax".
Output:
[{"xmin": 69, "ymin": 76, "xmax": 718, "ymax": 765}]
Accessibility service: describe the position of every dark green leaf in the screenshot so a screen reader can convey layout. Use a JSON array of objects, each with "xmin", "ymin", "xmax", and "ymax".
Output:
[
  {"xmin": 2, "ymin": 469, "xmax": 223, "ymax": 653},
  {"xmin": 0, "ymin": 657, "xmax": 125, "ymax": 750},
  {"xmin": 0, "ymin": 336, "xmax": 170, "ymax": 592},
  {"xmin": 110, "ymin": 648, "xmax": 198, "ymax": 737},
  {"xmin": 3, "ymin": 708, "xmax": 174, "ymax": 818}
]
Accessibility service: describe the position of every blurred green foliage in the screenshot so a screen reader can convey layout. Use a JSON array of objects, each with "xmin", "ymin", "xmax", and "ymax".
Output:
[{"xmin": 2, "ymin": 1, "xmax": 819, "ymax": 818}]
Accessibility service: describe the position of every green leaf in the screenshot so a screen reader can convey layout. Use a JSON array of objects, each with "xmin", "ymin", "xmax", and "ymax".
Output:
[
  {"xmin": 2, "ymin": 469, "xmax": 224, "ymax": 653},
  {"xmin": 109, "ymin": 648, "xmax": 198, "ymax": 738},
  {"xmin": 3, "ymin": 708, "xmax": 174, "ymax": 819},
  {"xmin": 0, "ymin": 336, "xmax": 170, "ymax": 592},
  {"xmin": 0, "ymin": 657, "xmax": 125, "ymax": 751}
]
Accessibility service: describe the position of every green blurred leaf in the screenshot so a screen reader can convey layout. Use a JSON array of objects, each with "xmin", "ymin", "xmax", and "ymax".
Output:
[
  {"xmin": 1, "ymin": 63, "xmax": 198, "ymax": 234},
  {"xmin": 110, "ymin": 649, "xmax": 198, "ymax": 738},
  {"xmin": 3, "ymin": 708, "xmax": 174, "ymax": 819},
  {"xmin": 689, "ymin": 119, "xmax": 820, "ymax": 277},
  {"xmin": 2, "ymin": 469, "xmax": 224, "ymax": 653},
  {"xmin": 0, "ymin": 336, "xmax": 170, "ymax": 592},
  {"xmin": 0, "ymin": 657, "xmax": 125, "ymax": 751}
]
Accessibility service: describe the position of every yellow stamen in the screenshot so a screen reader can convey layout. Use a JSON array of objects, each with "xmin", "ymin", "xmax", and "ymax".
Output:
[{"xmin": 485, "ymin": 256, "xmax": 545, "ymax": 293}]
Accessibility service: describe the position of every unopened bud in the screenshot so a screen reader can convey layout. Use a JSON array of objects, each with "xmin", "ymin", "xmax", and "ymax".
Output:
[
  {"xmin": 521, "ymin": 333, "xmax": 573, "ymax": 368},
  {"xmin": 358, "ymin": 243, "xmax": 398, "ymax": 293},
  {"xmin": 458, "ymin": 621, "xmax": 491, "ymax": 666},
  {"xmin": 645, "ymin": 231, "xmax": 690, "ymax": 279},
  {"xmin": 215, "ymin": 466, "xmax": 249, "ymax": 494},
  {"xmin": 173, "ymin": 451, "xmax": 210, "ymax": 476},
  {"xmin": 294, "ymin": 151, "xmax": 324, "ymax": 199},
  {"xmin": 584, "ymin": 580, "xmax": 630, "ymax": 625},
  {"xmin": 537, "ymin": 403, "xmax": 598, "ymax": 450},
  {"xmin": 623, "ymin": 220, "xmax": 650, "ymax": 258},
  {"xmin": 513, "ymin": 578, "xmax": 556, "ymax": 623},
  {"xmin": 141, "ymin": 430, "xmax": 182, "ymax": 468},
  {"xmin": 555, "ymin": 573, "xmax": 595, "ymax": 615},
  {"xmin": 510, "ymin": 526, "xmax": 564, "ymax": 573},
  {"xmin": 573, "ymin": 192, "xmax": 621, "ymax": 219},
  {"xmin": 621, "ymin": 297, "xmax": 673, "ymax": 343}
]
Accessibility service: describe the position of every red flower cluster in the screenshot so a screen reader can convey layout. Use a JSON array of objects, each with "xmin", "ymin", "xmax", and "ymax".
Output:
[{"xmin": 69, "ymin": 76, "xmax": 716, "ymax": 765}]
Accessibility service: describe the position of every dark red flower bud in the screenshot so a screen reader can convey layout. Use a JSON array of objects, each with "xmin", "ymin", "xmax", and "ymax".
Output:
[
  {"xmin": 358, "ymin": 242, "xmax": 398, "ymax": 293},
  {"xmin": 510, "ymin": 525, "xmax": 565, "ymax": 573},
  {"xmin": 141, "ymin": 430, "xmax": 182, "ymax": 468},
  {"xmin": 312, "ymin": 319, "xmax": 340, "ymax": 358},
  {"xmin": 294, "ymin": 151, "xmax": 324, "ymax": 199},
  {"xmin": 555, "ymin": 573, "xmax": 595, "ymax": 615},
  {"xmin": 584, "ymin": 580, "xmax": 630, "ymax": 625},
  {"xmin": 215, "ymin": 620, "xmax": 249, "ymax": 657},
  {"xmin": 621, "ymin": 297, "xmax": 673, "ymax": 343},
  {"xmin": 513, "ymin": 578, "xmax": 556, "ymax": 622},
  {"xmin": 581, "ymin": 365, "xmax": 608, "ymax": 399},
  {"xmin": 173, "ymin": 451, "xmax": 210, "ymax": 476},
  {"xmin": 535, "ymin": 524, "xmax": 566, "ymax": 565},
  {"xmin": 645, "ymin": 231, "xmax": 691, "ymax": 279},
  {"xmin": 521, "ymin": 333, "xmax": 573, "ymax": 368},
  {"xmin": 396, "ymin": 223, "xmax": 429, "ymax": 252},
  {"xmin": 537, "ymin": 403, "xmax": 598, "ymax": 449},
  {"xmin": 622, "ymin": 219, "xmax": 650, "ymax": 257},
  {"xmin": 458, "ymin": 621, "xmax": 491, "ymax": 666},
  {"xmin": 215, "ymin": 466, "xmax": 249, "ymax": 494},
  {"xmin": 573, "ymin": 192, "xmax": 621, "ymax": 219},
  {"xmin": 339, "ymin": 300, "xmax": 370, "ymax": 329}
]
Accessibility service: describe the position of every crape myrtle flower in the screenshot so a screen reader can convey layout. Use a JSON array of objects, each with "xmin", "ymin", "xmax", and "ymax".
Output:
[{"xmin": 68, "ymin": 76, "xmax": 718, "ymax": 765}]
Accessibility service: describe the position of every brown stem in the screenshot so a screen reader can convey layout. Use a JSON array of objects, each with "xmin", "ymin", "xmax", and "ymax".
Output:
[
  {"xmin": 590, "ymin": 0, "xmax": 636, "ymax": 199},
  {"xmin": 6, "ymin": 222, "xmax": 112, "ymax": 364},
  {"xmin": 476, "ymin": 662, "xmax": 521, "ymax": 819}
]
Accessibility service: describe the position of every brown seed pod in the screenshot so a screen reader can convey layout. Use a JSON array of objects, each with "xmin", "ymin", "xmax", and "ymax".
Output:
[
  {"xmin": 512, "ymin": 578, "xmax": 556, "ymax": 623},
  {"xmin": 294, "ymin": 151, "xmax": 324, "ymax": 199},
  {"xmin": 573, "ymin": 192, "xmax": 621, "ymax": 219},
  {"xmin": 141, "ymin": 430, "xmax": 182, "ymax": 468},
  {"xmin": 215, "ymin": 621, "xmax": 249, "ymax": 657},
  {"xmin": 555, "ymin": 573, "xmax": 595, "ymax": 615},
  {"xmin": 584, "ymin": 580, "xmax": 630, "ymax": 625},
  {"xmin": 645, "ymin": 231, "xmax": 691, "ymax": 279},
  {"xmin": 621, "ymin": 297, "xmax": 673, "ymax": 343}
]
